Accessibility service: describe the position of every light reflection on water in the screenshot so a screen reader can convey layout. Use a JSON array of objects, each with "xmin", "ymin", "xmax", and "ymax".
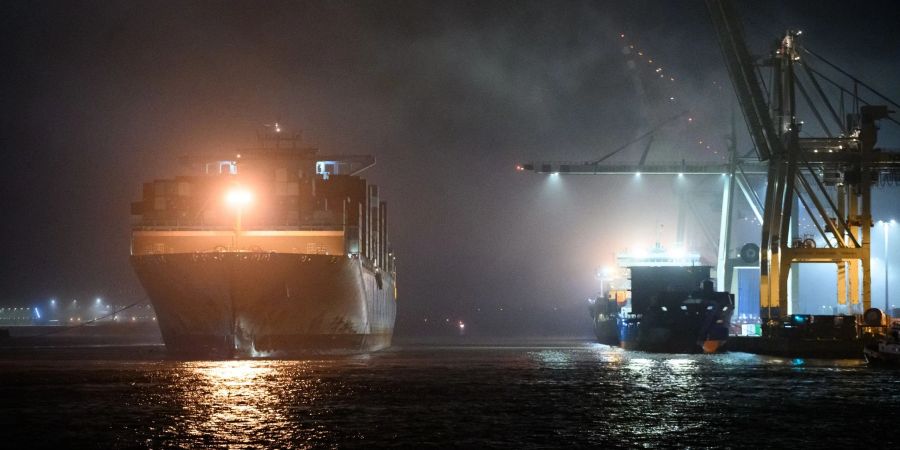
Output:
[
  {"xmin": 182, "ymin": 361, "xmax": 293, "ymax": 446},
  {"xmin": 625, "ymin": 356, "xmax": 654, "ymax": 373},
  {"xmin": 148, "ymin": 360, "xmax": 350, "ymax": 447},
  {"xmin": 1, "ymin": 342, "xmax": 897, "ymax": 448},
  {"xmin": 528, "ymin": 349, "xmax": 575, "ymax": 368}
]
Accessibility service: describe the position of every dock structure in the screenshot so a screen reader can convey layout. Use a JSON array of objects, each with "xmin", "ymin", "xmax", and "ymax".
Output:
[{"xmin": 518, "ymin": 0, "xmax": 900, "ymax": 355}]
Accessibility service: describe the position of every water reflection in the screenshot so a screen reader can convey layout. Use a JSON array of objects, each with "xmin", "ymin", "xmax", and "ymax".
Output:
[
  {"xmin": 625, "ymin": 357, "xmax": 654, "ymax": 374},
  {"xmin": 587, "ymin": 343, "xmax": 625, "ymax": 364},
  {"xmin": 664, "ymin": 358, "xmax": 695, "ymax": 369},
  {"xmin": 529, "ymin": 349, "xmax": 574, "ymax": 368},
  {"xmin": 663, "ymin": 357, "xmax": 699, "ymax": 392},
  {"xmin": 180, "ymin": 361, "xmax": 290, "ymax": 446},
  {"xmin": 5, "ymin": 344, "xmax": 897, "ymax": 447}
]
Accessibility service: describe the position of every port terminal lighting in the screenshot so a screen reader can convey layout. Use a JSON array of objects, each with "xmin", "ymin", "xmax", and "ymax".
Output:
[{"xmin": 596, "ymin": 266, "xmax": 613, "ymax": 279}]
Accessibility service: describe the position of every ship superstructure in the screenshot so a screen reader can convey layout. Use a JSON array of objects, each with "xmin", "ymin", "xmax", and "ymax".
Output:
[{"xmin": 130, "ymin": 127, "xmax": 396, "ymax": 357}]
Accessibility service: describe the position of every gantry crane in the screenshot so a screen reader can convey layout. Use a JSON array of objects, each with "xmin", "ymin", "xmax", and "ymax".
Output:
[
  {"xmin": 706, "ymin": 0, "xmax": 900, "ymax": 317},
  {"xmin": 518, "ymin": 0, "xmax": 900, "ymax": 319}
]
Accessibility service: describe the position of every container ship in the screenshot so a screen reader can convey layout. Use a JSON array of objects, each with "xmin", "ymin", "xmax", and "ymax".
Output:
[
  {"xmin": 588, "ymin": 243, "xmax": 733, "ymax": 353},
  {"xmin": 129, "ymin": 126, "xmax": 396, "ymax": 357}
]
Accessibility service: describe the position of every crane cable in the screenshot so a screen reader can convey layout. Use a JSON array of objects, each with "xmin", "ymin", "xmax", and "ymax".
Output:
[
  {"xmin": 802, "ymin": 47, "xmax": 900, "ymax": 112},
  {"xmin": 591, "ymin": 110, "xmax": 689, "ymax": 164}
]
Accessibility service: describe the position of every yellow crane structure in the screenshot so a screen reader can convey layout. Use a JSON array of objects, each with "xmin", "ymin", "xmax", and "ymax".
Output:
[
  {"xmin": 518, "ymin": 0, "xmax": 900, "ymax": 322},
  {"xmin": 706, "ymin": 0, "xmax": 900, "ymax": 318}
]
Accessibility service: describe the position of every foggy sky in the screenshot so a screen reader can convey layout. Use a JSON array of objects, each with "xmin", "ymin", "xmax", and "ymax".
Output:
[{"xmin": 2, "ymin": 0, "xmax": 899, "ymax": 336}]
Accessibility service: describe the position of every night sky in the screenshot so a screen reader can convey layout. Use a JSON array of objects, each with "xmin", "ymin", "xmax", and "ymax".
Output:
[{"xmin": 2, "ymin": 0, "xmax": 898, "ymax": 336}]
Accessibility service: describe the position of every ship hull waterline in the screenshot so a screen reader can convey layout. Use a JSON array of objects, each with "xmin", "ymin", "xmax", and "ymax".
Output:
[{"xmin": 131, "ymin": 252, "xmax": 396, "ymax": 358}]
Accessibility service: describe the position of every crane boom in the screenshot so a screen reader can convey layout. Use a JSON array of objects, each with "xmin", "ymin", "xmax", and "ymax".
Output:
[{"xmin": 705, "ymin": 0, "xmax": 782, "ymax": 162}]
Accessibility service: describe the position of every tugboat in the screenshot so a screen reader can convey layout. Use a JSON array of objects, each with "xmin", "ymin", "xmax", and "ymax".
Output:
[
  {"xmin": 588, "ymin": 243, "xmax": 734, "ymax": 353},
  {"xmin": 863, "ymin": 322, "xmax": 900, "ymax": 366}
]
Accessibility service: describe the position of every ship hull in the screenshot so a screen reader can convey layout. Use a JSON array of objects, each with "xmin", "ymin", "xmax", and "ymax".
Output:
[
  {"xmin": 591, "ymin": 295, "xmax": 733, "ymax": 353},
  {"xmin": 131, "ymin": 252, "xmax": 395, "ymax": 358},
  {"xmin": 592, "ymin": 312, "xmax": 732, "ymax": 353},
  {"xmin": 630, "ymin": 306, "xmax": 732, "ymax": 353}
]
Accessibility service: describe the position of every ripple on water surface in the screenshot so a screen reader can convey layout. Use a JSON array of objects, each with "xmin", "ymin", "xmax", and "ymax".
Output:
[{"xmin": 0, "ymin": 342, "xmax": 897, "ymax": 448}]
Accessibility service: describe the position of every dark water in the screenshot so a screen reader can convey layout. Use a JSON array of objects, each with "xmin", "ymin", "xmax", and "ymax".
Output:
[{"xmin": 1, "ymin": 340, "xmax": 898, "ymax": 448}]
